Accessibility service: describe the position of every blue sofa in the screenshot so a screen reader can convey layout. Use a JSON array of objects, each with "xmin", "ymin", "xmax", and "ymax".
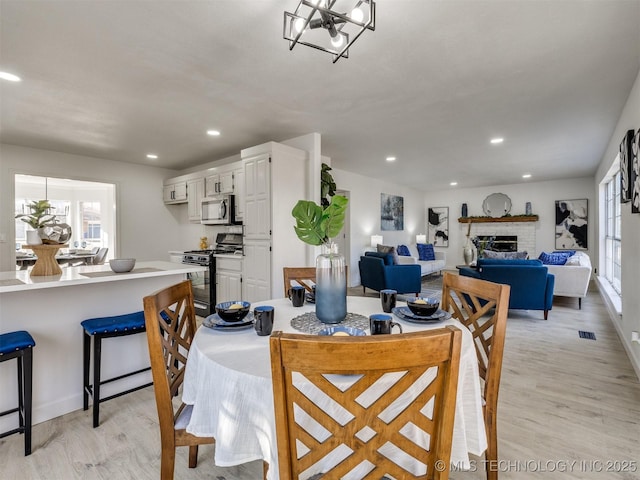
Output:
[
  {"xmin": 458, "ymin": 258, "xmax": 555, "ymax": 319},
  {"xmin": 358, "ymin": 252, "xmax": 422, "ymax": 295}
]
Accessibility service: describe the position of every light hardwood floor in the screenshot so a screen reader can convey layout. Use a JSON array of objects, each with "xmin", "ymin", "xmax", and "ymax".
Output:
[{"xmin": 2, "ymin": 278, "xmax": 639, "ymax": 479}]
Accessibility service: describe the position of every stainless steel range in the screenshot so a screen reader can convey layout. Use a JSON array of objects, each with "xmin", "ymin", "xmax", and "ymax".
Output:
[{"xmin": 181, "ymin": 233, "xmax": 243, "ymax": 317}]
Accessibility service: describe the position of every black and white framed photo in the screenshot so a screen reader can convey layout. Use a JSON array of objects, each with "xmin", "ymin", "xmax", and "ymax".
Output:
[
  {"xmin": 620, "ymin": 129, "xmax": 634, "ymax": 203},
  {"xmin": 381, "ymin": 193, "xmax": 404, "ymax": 231},
  {"xmin": 632, "ymin": 128, "xmax": 640, "ymax": 214},
  {"xmin": 427, "ymin": 207, "xmax": 449, "ymax": 247},
  {"xmin": 555, "ymin": 199, "xmax": 588, "ymax": 250}
]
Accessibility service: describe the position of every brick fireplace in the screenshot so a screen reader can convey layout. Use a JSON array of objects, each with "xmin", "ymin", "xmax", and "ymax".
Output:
[{"xmin": 463, "ymin": 221, "xmax": 537, "ymax": 256}]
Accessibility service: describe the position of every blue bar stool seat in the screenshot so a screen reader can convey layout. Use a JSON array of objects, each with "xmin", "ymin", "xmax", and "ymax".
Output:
[
  {"xmin": 0, "ymin": 330, "xmax": 36, "ymax": 456},
  {"xmin": 81, "ymin": 311, "xmax": 152, "ymax": 428}
]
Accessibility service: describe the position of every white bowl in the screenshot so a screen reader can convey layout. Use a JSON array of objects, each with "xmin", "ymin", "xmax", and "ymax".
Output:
[{"xmin": 109, "ymin": 258, "xmax": 136, "ymax": 273}]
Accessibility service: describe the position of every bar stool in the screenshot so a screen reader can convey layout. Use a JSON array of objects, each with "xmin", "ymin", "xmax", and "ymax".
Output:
[
  {"xmin": 81, "ymin": 311, "xmax": 152, "ymax": 428},
  {"xmin": 0, "ymin": 330, "xmax": 36, "ymax": 456}
]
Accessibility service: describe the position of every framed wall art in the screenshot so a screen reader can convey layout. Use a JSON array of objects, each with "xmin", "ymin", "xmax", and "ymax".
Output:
[
  {"xmin": 632, "ymin": 128, "xmax": 640, "ymax": 214},
  {"xmin": 555, "ymin": 199, "xmax": 588, "ymax": 250},
  {"xmin": 620, "ymin": 129, "xmax": 634, "ymax": 203},
  {"xmin": 427, "ymin": 207, "xmax": 449, "ymax": 247},
  {"xmin": 380, "ymin": 193, "xmax": 403, "ymax": 231}
]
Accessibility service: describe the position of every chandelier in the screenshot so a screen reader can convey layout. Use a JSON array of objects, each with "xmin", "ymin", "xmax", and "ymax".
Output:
[{"xmin": 283, "ymin": 0, "xmax": 376, "ymax": 63}]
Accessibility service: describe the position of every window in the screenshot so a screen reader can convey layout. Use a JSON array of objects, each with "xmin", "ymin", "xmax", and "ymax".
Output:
[
  {"xmin": 15, "ymin": 175, "xmax": 115, "ymax": 256},
  {"xmin": 604, "ymin": 171, "xmax": 621, "ymax": 294}
]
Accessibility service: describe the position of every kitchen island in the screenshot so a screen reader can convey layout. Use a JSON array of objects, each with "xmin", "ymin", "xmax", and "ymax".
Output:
[{"xmin": 0, "ymin": 261, "xmax": 205, "ymax": 432}]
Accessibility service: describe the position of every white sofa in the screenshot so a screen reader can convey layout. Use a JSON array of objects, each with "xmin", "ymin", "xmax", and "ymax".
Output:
[
  {"xmin": 545, "ymin": 251, "xmax": 592, "ymax": 308},
  {"xmin": 396, "ymin": 244, "xmax": 446, "ymax": 277}
]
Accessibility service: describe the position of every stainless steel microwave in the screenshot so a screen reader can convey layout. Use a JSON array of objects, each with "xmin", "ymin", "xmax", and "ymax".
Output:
[{"xmin": 201, "ymin": 194, "xmax": 237, "ymax": 225}]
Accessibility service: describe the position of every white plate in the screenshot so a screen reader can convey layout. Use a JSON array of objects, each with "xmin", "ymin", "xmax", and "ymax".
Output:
[{"xmin": 203, "ymin": 312, "xmax": 254, "ymax": 331}]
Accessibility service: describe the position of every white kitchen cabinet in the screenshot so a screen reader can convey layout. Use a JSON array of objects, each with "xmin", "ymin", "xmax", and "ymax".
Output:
[
  {"xmin": 233, "ymin": 166, "xmax": 245, "ymax": 220},
  {"xmin": 163, "ymin": 180, "xmax": 188, "ymax": 204},
  {"xmin": 215, "ymin": 256, "xmax": 242, "ymax": 303},
  {"xmin": 241, "ymin": 142, "xmax": 307, "ymax": 301},
  {"xmin": 205, "ymin": 170, "xmax": 234, "ymax": 197},
  {"xmin": 241, "ymin": 240, "xmax": 270, "ymax": 303},
  {"xmin": 187, "ymin": 177, "xmax": 205, "ymax": 221}
]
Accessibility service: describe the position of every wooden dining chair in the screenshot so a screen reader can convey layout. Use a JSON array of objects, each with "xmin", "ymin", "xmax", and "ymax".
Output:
[
  {"xmin": 143, "ymin": 280, "xmax": 214, "ymax": 480},
  {"xmin": 282, "ymin": 267, "xmax": 316, "ymax": 296},
  {"xmin": 440, "ymin": 272, "xmax": 510, "ymax": 480},
  {"xmin": 270, "ymin": 327, "xmax": 462, "ymax": 480}
]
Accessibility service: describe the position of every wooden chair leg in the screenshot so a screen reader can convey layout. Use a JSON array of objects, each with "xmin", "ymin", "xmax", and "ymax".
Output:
[
  {"xmin": 485, "ymin": 414, "xmax": 498, "ymax": 480},
  {"xmin": 544, "ymin": 309, "xmax": 549, "ymax": 320},
  {"xmin": 160, "ymin": 447, "xmax": 176, "ymax": 480},
  {"xmin": 263, "ymin": 460, "xmax": 269, "ymax": 479},
  {"xmin": 188, "ymin": 445, "xmax": 198, "ymax": 468}
]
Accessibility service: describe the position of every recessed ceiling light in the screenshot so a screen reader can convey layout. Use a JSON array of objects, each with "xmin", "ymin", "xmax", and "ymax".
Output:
[
  {"xmin": 207, "ymin": 130, "xmax": 221, "ymax": 136},
  {"xmin": 146, "ymin": 154, "xmax": 158, "ymax": 159},
  {"xmin": 522, "ymin": 174, "xmax": 532, "ymax": 178},
  {"xmin": 0, "ymin": 71, "xmax": 21, "ymax": 82},
  {"xmin": 386, "ymin": 156, "xmax": 396, "ymax": 162},
  {"xmin": 490, "ymin": 138, "xmax": 504, "ymax": 144},
  {"xmin": 450, "ymin": 182, "xmax": 458, "ymax": 186}
]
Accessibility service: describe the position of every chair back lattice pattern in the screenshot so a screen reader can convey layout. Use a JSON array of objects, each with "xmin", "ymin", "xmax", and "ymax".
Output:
[
  {"xmin": 143, "ymin": 280, "xmax": 198, "ymax": 428},
  {"xmin": 440, "ymin": 272, "xmax": 510, "ymax": 480},
  {"xmin": 283, "ymin": 267, "xmax": 317, "ymax": 296},
  {"xmin": 270, "ymin": 328, "xmax": 462, "ymax": 480}
]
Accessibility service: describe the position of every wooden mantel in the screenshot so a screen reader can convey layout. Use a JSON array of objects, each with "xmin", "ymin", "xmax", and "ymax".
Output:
[{"xmin": 458, "ymin": 215, "xmax": 539, "ymax": 223}]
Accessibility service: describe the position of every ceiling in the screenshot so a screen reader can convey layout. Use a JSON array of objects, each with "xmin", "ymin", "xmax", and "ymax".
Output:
[{"xmin": 1, "ymin": 1, "xmax": 639, "ymax": 192}]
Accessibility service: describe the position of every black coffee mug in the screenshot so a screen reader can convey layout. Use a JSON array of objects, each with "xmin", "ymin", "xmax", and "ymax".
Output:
[
  {"xmin": 380, "ymin": 289, "xmax": 397, "ymax": 313},
  {"xmin": 254, "ymin": 306, "xmax": 274, "ymax": 336},
  {"xmin": 289, "ymin": 286, "xmax": 305, "ymax": 307},
  {"xmin": 369, "ymin": 314, "xmax": 403, "ymax": 335}
]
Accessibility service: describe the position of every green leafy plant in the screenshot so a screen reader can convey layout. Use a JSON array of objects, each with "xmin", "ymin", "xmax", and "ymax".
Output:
[
  {"xmin": 15, "ymin": 200, "xmax": 56, "ymax": 229},
  {"xmin": 320, "ymin": 163, "xmax": 337, "ymax": 207},
  {"xmin": 292, "ymin": 195, "xmax": 348, "ymax": 246}
]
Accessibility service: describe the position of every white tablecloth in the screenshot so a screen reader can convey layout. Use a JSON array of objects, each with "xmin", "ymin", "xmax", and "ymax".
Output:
[{"xmin": 182, "ymin": 296, "xmax": 487, "ymax": 479}]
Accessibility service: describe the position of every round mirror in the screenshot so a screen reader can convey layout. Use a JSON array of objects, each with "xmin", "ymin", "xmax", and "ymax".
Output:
[{"xmin": 482, "ymin": 193, "xmax": 512, "ymax": 217}]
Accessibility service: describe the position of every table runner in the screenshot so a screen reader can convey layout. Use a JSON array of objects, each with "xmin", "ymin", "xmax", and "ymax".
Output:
[{"xmin": 290, "ymin": 311, "xmax": 369, "ymax": 334}]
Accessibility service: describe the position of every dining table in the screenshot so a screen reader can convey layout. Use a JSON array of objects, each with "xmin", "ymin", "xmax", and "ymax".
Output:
[{"xmin": 182, "ymin": 296, "xmax": 487, "ymax": 480}]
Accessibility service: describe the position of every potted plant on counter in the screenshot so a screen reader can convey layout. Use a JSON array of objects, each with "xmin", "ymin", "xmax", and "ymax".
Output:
[
  {"xmin": 15, "ymin": 200, "xmax": 56, "ymax": 245},
  {"xmin": 291, "ymin": 194, "xmax": 348, "ymax": 324}
]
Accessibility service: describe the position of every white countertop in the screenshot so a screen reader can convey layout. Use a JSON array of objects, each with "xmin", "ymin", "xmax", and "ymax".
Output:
[{"xmin": 0, "ymin": 261, "xmax": 205, "ymax": 293}]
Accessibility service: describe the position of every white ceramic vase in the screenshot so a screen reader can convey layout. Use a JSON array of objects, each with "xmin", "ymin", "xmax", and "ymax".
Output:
[{"xmin": 26, "ymin": 230, "xmax": 42, "ymax": 245}]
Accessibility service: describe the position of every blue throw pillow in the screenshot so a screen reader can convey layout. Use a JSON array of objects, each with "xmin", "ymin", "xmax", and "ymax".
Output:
[
  {"xmin": 416, "ymin": 243, "xmax": 435, "ymax": 261},
  {"xmin": 397, "ymin": 245, "xmax": 411, "ymax": 256},
  {"xmin": 553, "ymin": 250, "xmax": 576, "ymax": 257},
  {"xmin": 538, "ymin": 252, "xmax": 569, "ymax": 265}
]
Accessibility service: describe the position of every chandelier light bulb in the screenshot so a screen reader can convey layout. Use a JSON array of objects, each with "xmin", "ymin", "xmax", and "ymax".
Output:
[
  {"xmin": 351, "ymin": 7, "xmax": 364, "ymax": 23},
  {"xmin": 293, "ymin": 17, "xmax": 305, "ymax": 33},
  {"xmin": 331, "ymin": 34, "xmax": 344, "ymax": 48}
]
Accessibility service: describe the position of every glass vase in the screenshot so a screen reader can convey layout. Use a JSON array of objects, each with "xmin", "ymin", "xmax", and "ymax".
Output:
[
  {"xmin": 463, "ymin": 238, "xmax": 474, "ymax": 265},
  {"xmin": 315, "ymin": 242, "xmax": 347, "ymax": 324}
]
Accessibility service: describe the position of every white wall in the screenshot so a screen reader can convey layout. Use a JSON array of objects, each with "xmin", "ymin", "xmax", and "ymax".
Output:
[
  {"xmin": 595, "ymin": 68, "xmax": 640, "ymax": 377},
  {"xmin": 331, "ymin": 168, "xmax": 427, "ymax": 286},
  {"xmin": 0, "ymin": 144, "xmax": 186, "ymax": 270},
  {"xmin": 422, "ymin": 178, "xmax": 595, "ymax": 267}
]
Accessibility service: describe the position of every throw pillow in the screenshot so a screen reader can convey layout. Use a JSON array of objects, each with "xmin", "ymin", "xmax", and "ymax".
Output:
[
  {"xmin": 483, "ymin": 250, "xmax": 529, "ymax": 260},
  {"xmin": 553, "ymin": 250, "xmax": 576, "ymax": 257},
  {"xmin": 538, "ymin": 251, "xmax": 569, "ymax": 265},
  {"xmin": 396, "ymin": 244, "xmax": 411, "ymax": 256},
  {"xmin": 377, "ymin": 244, "xmax": 399, "ymax": 264},
  {"xmin": 416, "ymin": 243, "xmax": 435, "ymax": 261}
]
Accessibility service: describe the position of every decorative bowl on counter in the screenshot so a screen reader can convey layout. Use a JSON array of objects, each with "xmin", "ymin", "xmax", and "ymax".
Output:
[
  {"xmin": 215, "ymin": 301, "xmax": 250, "ymax": 322},
  {"xmin": 406, "ymin": 297, "xmax": 440, "ymax": 317},
  {"xmin": 109, "ymin": 258, "xmax": 136, "ymax": 273}
]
